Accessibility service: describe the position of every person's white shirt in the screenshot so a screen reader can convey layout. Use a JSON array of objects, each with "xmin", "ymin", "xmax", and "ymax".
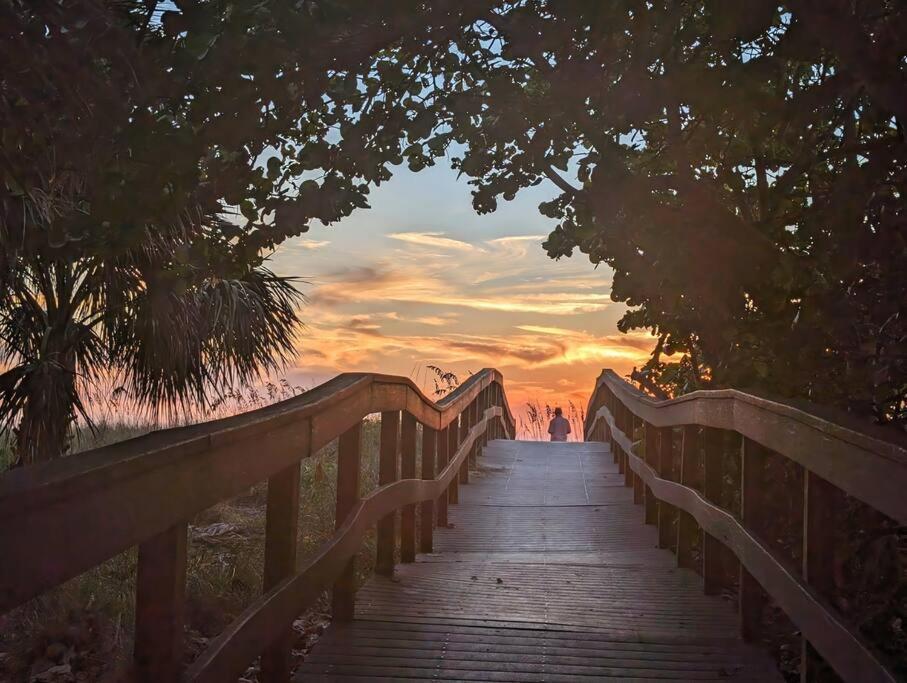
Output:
[{"xmin": 548, "ymin": 414, "xmax": 571, "ymax": 442}]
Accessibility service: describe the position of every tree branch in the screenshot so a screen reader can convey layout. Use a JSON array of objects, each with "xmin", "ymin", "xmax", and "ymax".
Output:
[{"xmin": 543, "ymin": 164, "xmax": 580, "ymax": 195}]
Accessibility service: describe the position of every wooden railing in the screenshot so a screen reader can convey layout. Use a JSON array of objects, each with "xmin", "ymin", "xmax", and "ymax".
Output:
[
  {"xmin": 584, "ymin": 369, "xmax": 907, "ymax": 683},
  {"xmin": 0, "ymin": 368, "xmax": 514, "ymax": 682}
]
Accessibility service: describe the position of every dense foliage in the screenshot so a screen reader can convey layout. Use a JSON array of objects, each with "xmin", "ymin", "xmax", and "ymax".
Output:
[
  {"xmin": 2, "ymin": 0, "xmax": 905, "ymax": 468},
  {"xmin": 425, "ymin": 0, "xmax": 906, "ymax": 425},
  {"xmin": 0, "ymin": 0, "xmax": 491, "ymax": 463}
]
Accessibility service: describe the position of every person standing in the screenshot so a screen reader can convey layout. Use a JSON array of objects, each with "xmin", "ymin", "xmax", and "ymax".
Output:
[{"xmin": 547, "ymin": 407, "xmax": 571, "ymax": 442}]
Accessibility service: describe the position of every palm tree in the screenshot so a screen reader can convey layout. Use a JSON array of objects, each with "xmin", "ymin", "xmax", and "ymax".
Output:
[{"xmin": 0, "ymin": 214, "xmax": 302, "ymax": 466}]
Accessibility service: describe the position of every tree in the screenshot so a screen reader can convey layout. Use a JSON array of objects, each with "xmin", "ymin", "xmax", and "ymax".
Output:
[
  {"xmin": 405, "ymin": 0, "xmax": 906, "ymax": 425},
  {"xmin": 0, "ymin": 0, "xmax": 493, "ymax": 464},
  {"xmin": 4, "ymin": 0, "xmax": 903, "ymax": 470}
]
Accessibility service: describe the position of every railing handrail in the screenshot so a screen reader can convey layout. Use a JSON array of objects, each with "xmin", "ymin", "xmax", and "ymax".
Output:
[
  {"xmin": 585, "ymin": 369, "xmax": 907, "ymax": 525},
  {"xmin": 186, "ymin": 404, "xmax": 502, "ymax": 682},
  {"xmin": 584, "ymin": 368, "xmax": 905, "ymax": 683},
  {"xmin": 0, "ymin": 368, "xmax": 514, "ymax": 612}
]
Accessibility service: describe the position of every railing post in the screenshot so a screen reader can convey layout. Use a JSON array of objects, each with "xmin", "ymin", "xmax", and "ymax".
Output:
[
  {"xmin": 332, "ymin": 421, "xmax": 361, "ymax": 621},
  {"xmin": 657, "ymin": 427, "xmax": 675, "ymax": 550},
  {"xmin": 702, "ymin": 427, "xmax": 724, "ymax": 595},
  {"xmin": 677, "ymin": 425, "xmax": 699, "ymax": 569},
  {"xmin": 502, "ymin": 385, "xmax": 509, "ymax": 439},
  {"xmin": 479, "ymin": 387, "xmax": 489, "ymax": 454},
  {"xmin": 616, "ymin": 406, "xmax": 625, "ymax": 474},
  {"xmin": 460, "ymin": 405, "xmax": 471, "ymax": 484},
  {"xmin": 488, "ymin": 385, "xmax": 496, "ymax": 441},
  {"xmin": 644, "ymin": 422, "xmax": 658, "ymax": 525},
  {"xmin": 134, "ymin": 522, "xmax": 188, "ymax": 683},
  {"xmin": 801, "ymin": 470, "xmax": 840, "ymax": 681},
  {"xmin": 400, "ymin": 413, "xmax": 417, "ymax": 563},
  {"xmin": 448, "ymin": 416, "xmax": 460, "ymax": 503},
  {"xmin": 478, "ymin": 392, "xmax": 485, "ymax": 450},
  {"xmin": 467, "ymin": 398, "xmax": 476, "ymax": 467},
  {"xmin": 631, "ymin": 412, "xmax": 643, "ymax": 505},
  {"xmin": 260, "ymin": 461, "xmax": 301, "ymax": 682},
  {"xmin": 503, "ymin": 383, "xmax": 510, "ymax": 439},
  {"xmin": 632, "ymin": 468, "xmax": 643, "ymax": 504},
  {"xmin": 376, "ymin": 410, "xmax": 399, "ymax": 576},
  {"xmin": 437, "ymin": 424, "xmax": 450, "ymax": 526},
  {"xmin": 740, "ymin": 436, "xmax": 768, "ymax": 642},
  {"xmin": 420, "ymin": 425, "xmax": 437, "ymax": 553},
  {"xmin": 610, "ymin": 391, "xmax": 619, "ymax": 462}
]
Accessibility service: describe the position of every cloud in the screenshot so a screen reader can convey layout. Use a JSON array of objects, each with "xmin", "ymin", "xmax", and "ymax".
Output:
[
  {"xmin": 290, "ymin": 298, "xmax": 653, "ymax": 438},
  {"xmin": 485, "ymin": 234, "xmax": 547, "ymax": 259},
  {"xmin": 346, "ymin": 317, "xmax": 383, "ymax": 336},
  {"xmin": 308, "ymin": 265, "xmax": 611, "ymax": 315},
  {"xmin": 433, "ymin": 294, "xmax": 610, "ymax": 315},
  {"xmin": 275, "ymin": 221, "xmax": 648, "ymax": 429},
  {"xmin": 516, "ymin": 325, "xmax": 581, "ymax": 337},
  {"xmin": 487, "ymin": 234, "xmax": 547, "ymax": 245},
  {"xmin": 495, "ymin": 275, "xmax": 612, "ymax": 293},
  {"xmin": 371, "ymin": 311, "xmax": 455, "ymax": 326},
  {"xmin": 295, "ymin": 308, "xmax": 651, "ymax": 375},
  {"xmin": 409, "ymin": 315, "xmax": 455, "ymax": 326},
  {"xmin": 387, "ymin": 232, "xmax": 477, "ymax": 252},
  {"xmin": 442, "ymin": 336, "xmax": 566, "ymax": 365},
  {"xmin": 295, "ymin": 239, "xmax": 331, "ymax": 250}
]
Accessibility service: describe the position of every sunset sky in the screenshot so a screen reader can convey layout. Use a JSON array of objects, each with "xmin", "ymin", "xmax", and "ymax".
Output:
[{"xmin": 268, "ymin": 160, "xmax": 654, "ymax": 433}]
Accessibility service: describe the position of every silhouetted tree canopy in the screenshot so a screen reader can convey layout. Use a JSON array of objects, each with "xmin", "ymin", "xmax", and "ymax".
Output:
[
  {"xmin": 1, "ymin": 0, "xmax": 905, "ymax": 466},
  {"xmin": 421, "ymin": 0, "xmax": 905, "ymax": 425},
  {"xmin": 0, "ymin": 0, "xmax": 493, "ymax": 463}
]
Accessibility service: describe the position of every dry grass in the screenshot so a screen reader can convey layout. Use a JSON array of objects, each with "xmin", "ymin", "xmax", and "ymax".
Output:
[{"xmin": 519, "ymin": 399, "xmax": 585, "ymax": 441}]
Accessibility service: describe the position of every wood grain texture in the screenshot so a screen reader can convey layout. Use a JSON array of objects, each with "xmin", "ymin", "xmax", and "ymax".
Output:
[
  {"xmin": 0, "ymin": 369, "xmax": 514, "ymax": 613},
  {"xmin": 400, "ymin": 413, "xmax": 418, "ymax": 563},
  {"xmin": 134, "ymin": 523, "xmax": 187, "ymax": 683},
  {"xmin": 596, "ymin": 406, "xmax": 897, "ymax": 683},
  {"xmin": 332, "ymin": 422, "xmax": 362, "ymax": 622},
  {"xmin": 802, "ymin": 470, "xmax": 843, "ymax": 682},
  {"xmin": 656, "ymin": 426, "xmax": 676, "ymax": 550},
  {"xmin": 419, "ymin": 426, "xmax": 436, "ymax": 553},
  {"xmin": 376, "ymin": 411, "xmax": 400, "ymax": 576},
  {"xmin": 436, "ymin": 425, "xmax": 450, "ymax": 527},
  {"xmin": 584, "ymin": 369, "xmax": 907, "ymax": 526},
  {"xmin": 740, "ymin": 437, "xmax": 768, "ymax": 642},
  {"xmin": 299, "ymin": 440, "xmax": 780, "ymax": 682},
  {"xmin": 261, "ymin": 462, "xmax": 301, "ymax": 682},
  {"xmin": 187, "ymin": 409, "xmax": 505, "ymax": 683},
  {"xmin": 448, "ymin": 416, "xmax": 460, "ymax": 505}
]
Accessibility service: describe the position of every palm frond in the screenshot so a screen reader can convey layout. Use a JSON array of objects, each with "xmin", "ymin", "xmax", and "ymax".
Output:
[{"xmin": 112, "ymin": 265, "xmax": 304, "ymax": 415}]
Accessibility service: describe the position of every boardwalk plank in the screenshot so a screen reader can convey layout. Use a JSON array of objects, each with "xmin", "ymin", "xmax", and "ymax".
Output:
[{"xmin": 297, "ymin": 440, "xmax": 781, "ymax": 682}]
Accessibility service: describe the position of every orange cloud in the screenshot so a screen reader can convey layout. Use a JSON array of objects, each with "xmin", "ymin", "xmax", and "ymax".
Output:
[
  {"xmin": 273, "ymin": 209, "xmax": 653, "ymax": 438},
  {"xmin": 295, "ymin": 309, "xmax": 651, "ymax": 374},
  {"xmin": 289, "ymin": 307, "xmax": 653, "ymax": 439},
  {"xmin": 516, "ymin": 324, "xmax": 579, "ymax": 336},
  {"xmin": 308, "ymin": 266, "xmax": 612, "ymax": 315}
]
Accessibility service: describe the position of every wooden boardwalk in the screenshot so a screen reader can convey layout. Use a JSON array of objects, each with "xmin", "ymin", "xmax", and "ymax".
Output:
[{"xmin": 298, "ymin": 440, "xmax": 781, "ymax": 682}]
